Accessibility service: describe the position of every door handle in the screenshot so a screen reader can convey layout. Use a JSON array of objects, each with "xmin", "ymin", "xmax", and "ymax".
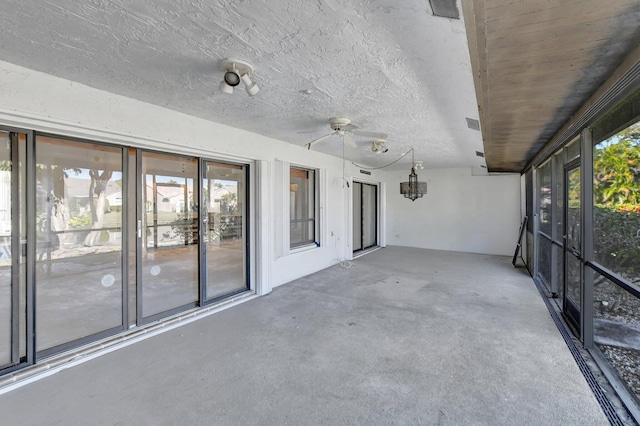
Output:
[{"xmin": 137, "ymin": 220, "xmax": 142, "ymax": 238}]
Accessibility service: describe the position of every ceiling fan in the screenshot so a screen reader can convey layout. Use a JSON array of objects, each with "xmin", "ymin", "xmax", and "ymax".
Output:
[{"xmin": 305, "ymin": 118, "xmax": 388, "ymax": 150}]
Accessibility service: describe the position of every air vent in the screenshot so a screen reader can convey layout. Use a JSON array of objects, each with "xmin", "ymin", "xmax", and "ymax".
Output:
[
  {"xmin": 466, "ymin": 117, "xmax": 480, "ymax": 131},
  {"xmin": 429, "ymin": 0, "xmax": 459, "ymax": 19},
  {"xmin": 476, "ymin": 151, "xmax": 485, "ymax": 158},
  {"xmin": 360, "ymin": 170, "xmax": 371, "ymax": 175}
]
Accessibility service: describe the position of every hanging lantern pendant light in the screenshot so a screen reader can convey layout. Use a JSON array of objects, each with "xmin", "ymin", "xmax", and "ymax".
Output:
[{"xmin": 399, "ymin": 149, "xmax": 427, "ymax": 201}]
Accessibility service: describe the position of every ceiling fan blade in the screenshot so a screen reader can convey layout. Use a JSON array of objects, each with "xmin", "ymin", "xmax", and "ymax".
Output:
[
  {"xmin": 343, "ymin": 133, "xmax": 357, "ymax": 149},
  {"xmin": 306, "ymin": 131, "xmax": 336, "ymax": 149},
  {"xmin": 350, "ymin": 129, "xmax": 388, "ymax": 140}
]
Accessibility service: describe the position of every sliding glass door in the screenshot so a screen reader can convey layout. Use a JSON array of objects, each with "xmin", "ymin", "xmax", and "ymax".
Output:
[
  {"xmin": 0, "ymin": 131, "xmax": 252, "ymax": 374},
  {"xmin": 202, "ymin": 161, "xmax": 248, "ymax": 301},
  {"xmin": 35, "ymin": 136, "xmax": 124, "ymax": 355},
  {"xmin": 353, "ymin": 182, "xmax": 377, "ymax": 253},
  {"xmin": 139, "ymin": 151, "xmax": 199, "ymax": 321},
  {"xmin": 563, "ymin": 162, "xmax": 582, "ymax": 332}
]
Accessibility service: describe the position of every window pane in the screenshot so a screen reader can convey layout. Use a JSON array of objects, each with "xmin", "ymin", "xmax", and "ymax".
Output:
[
  {"xmin": 203, "ymin": 161, "xmax": 247, "ymax": 300},
  {"xmin": 538, "ymin": 161, "xmax": 552, "ymax": 236},
  {"xmin": 566, "ymin": 253, "xmax": 581, "ymax": 310},
  {"xmin": 525, "ymin": 169, "xmax": 533, "ymax": 268},
  {"xmin": 565, "ymin": 138, "xmax": 580, "ymax": 162},
  {"xmin": 537, "ymin": 235, "xmax": 552, "ymax": 288},
  {"xmin": 290, "ymin": 167, "xmax": 315, "ymax": 247},
  {"xmin": 554, "ymin": 243, "xmax": 564, "ymax": 303},
  {"xmin": 567, "ymin": 167, "xmax": 581, "ymax": 251},
  {"xmin": 593, "ymin": 120, "xmax": 640, "ymax": 283},
  {"xmin": 554, "ymin": 152, "xmax": 564, "ymax": 242},
  {"xmin": 35, "ymin": 136, "xmax": 123, "ymax": 352},
  {"xmin": 593, "ymin": 270, "xmax": 640, "ymax": 401},
  {"xmin": 141, "ymin": 152, "xmax": 198, "ymax": 318}
]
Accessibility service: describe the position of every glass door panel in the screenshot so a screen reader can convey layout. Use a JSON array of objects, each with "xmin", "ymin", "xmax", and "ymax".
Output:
[
  {"xmin": 0, "ymin": 131, "xmax": 12, "ymax": 366},
  {"xmin": 140, "ymin": 152, "xmax": 198, "ymax": 319},
  {"xmin": 353, "ymin": 182, "xmax": 377, "ymax": 253},
  {"xmin": 0, "ymin": 131, "xmax": 27, "ymax": 368},
  {"xmin": 564, "ymin": 165, "xmax": 582, "ymax": 331},
  {"xmin": 554, "ymin": 152, "xmax": 565, "ymax": 301},
  {"xmin": 352, "ymin": 183, "xmax": 362, "ymax": 251},
  {"xmin": 362, "ymin": 184, "xmax": 377, "ymax": 249},
  {"xmin": 35, "ymin": 136, "xmax": 124, "ymax": 354},
  {"xmin": 202, "ymin": 161, "xmax": 247, "ymax": 301}
]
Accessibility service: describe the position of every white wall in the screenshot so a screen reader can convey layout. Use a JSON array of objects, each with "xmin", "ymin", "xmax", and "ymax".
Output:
[
  {"xmin": 0, "ymin": 60, "xmax": 388, "ymax": 291},
  {"xmin": 385, "ymin": 168, "xmax": 521, "ymax": 256}
]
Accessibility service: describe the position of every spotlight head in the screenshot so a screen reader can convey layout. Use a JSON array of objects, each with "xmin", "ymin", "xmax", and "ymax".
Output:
[
  {"xmin": 224, "ymin": 70, "xmax": 241, "ymax": 87},
  {"xmin": 241, "ymin": 73, "xmax": 260, "ymax": 96},
  {"xmin": 219, "ymin": 80, "xmax": 234, "ymax": 94},
  {"xmin": 372, "ymin": 140, "xmax": 387, "ymax": 154}
]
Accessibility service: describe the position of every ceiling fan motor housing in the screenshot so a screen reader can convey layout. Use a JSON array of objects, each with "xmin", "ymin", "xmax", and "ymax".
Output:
[{"xmin": 330, "ymin": 117, "xmax": 352, "ymax": 131}]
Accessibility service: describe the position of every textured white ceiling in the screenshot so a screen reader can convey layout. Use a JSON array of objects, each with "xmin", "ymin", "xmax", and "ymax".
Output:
[{"xmin": 0, "ymin": 0, "xmax": 485, "ymax": 171}]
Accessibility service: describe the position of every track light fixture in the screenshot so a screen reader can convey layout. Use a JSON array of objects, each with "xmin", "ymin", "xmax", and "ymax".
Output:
[{"xmin": 219, "ymin": 59, "xmax": 260, "ymax": 96}]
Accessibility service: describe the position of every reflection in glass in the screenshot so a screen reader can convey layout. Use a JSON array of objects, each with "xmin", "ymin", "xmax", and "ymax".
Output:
[
  {"xmin": 141, "ymin": 152, "xmax": 198, "ymax": 317},
  {"xmin": 538, "ymin": 161, "xmax": 552, "ymax": 236},
  {"xmin": 564, "ymin": 165, "xmax": 581, "ymax": 324},
  {"xmin": 203, "ymin": 161, "xmax": 247, "ymax": 300},
  {"xmin": 554, "ymin": 244, "xmax": 564, "ymax": 303},
  {"xmin": 35, "ymin": 136, "xmax": 123, "ymax": 352},
  {"xmin": 567, "ymin": 167, "xmax": 581, "ymax": 251},
  {"xmin": 554, "ymin": 152, "xmax": 564, "ymax": 242},
  {"xmin": 18, "ymin": 135, "xmax": 27, "ymax": 361},
  {"xmin": 593, "ymin": 120, "xmax": 640, "ymax": 284},
  {"xmin": 0, "ymin": 132, "xmax": 11, "ymax": 365},
  {"xmin": 593, "ymin": 270, "xmax": 640, "ymax": 401},
  {"xmin": 566, "ymin": 252, "xmax": 581, "ymax": 309},
  {"xmin": 537, "ymin": 160, "xmax": 552, "ymax": 293},
  {"xmin": 126, "ymin": 148, "xmax": 137, "ymax": 326},
  {"xmin": 537, "ymin": 235, "xmax": 552, "ymax": 289}
]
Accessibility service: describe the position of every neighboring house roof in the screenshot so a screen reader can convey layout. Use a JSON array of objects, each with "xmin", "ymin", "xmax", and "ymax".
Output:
[
  {"xmin": 146, "ymin": 183, "xmax": 190, "ymax": 202},
  {"xmin": 64, "ymin": 177, "xmax": 122, "ymax": 199}
]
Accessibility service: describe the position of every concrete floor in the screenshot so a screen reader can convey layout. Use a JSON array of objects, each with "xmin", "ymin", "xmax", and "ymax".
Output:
[{"xmin": 0, "ymin": 246, "xmax": 608, "ymax": 425}]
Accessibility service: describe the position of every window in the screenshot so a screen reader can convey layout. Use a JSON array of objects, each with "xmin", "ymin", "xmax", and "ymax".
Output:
[{"xmin": 290, "ymin": 167, "xmax": 317, "ymax": 248}]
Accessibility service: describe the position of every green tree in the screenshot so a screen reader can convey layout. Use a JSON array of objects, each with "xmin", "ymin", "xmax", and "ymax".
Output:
[
  {"xmin": 594, "ymin": 123, "xmax": 640, "ymax": 206},
  {"xmin": 593, "ymin": 121, "xmax": 640, "ymax": 278}
]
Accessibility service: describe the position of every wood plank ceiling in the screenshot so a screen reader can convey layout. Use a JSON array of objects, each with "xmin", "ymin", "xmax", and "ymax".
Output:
[{"xmin": 463, "ymin": 0, "xmax": 640, "ymax": 172}]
